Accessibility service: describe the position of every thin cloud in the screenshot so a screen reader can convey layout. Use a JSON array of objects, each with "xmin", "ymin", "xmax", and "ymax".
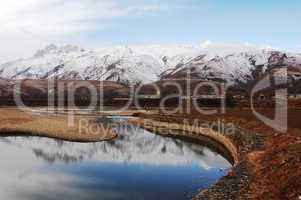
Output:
[
  {"xmin": 0, "ymin": 0, "xmax": 172, "ymax": 63},
  {"xmin": 0, "ymin": 0, "xmax": 169, "ymax": 35}
]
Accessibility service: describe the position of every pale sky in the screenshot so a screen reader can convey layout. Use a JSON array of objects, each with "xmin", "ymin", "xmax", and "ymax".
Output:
[{"xmin": 0, "ymin": 0, "xmax": 300, "ymax": 63}]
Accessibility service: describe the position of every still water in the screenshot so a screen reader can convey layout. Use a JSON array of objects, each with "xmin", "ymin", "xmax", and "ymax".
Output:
[{"xmin": 0, "ymin": 119, "xmax": 231, "ymax": 200}]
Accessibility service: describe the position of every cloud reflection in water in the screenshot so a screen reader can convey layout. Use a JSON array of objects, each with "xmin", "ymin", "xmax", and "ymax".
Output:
[{"xmin": 0, "ymin": 126, "xmax": 231, "ymax": 200}]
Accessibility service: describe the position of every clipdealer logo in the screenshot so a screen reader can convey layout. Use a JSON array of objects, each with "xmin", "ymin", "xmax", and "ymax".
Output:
[{"xmin": 251, "ymin": 68, "xmax": 288, "ymax": 133}]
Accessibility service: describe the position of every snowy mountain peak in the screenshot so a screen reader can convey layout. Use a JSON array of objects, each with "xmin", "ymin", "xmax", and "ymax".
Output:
[
  {"xmin": 200, "ymin": 43, "xmax": 272, "ymax": 59},
  {"xmin": 33, "ymin": 44, "xmax": 83, "ymax": 58}
]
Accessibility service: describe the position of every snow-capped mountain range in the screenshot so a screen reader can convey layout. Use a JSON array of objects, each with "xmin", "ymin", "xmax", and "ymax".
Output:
[
  {"xmin": 0, "ymin": 44, "xmax": 198, "ymax": 84},
  {"xmin": 1, "ymin": 44, "xmax": 301, "ymax": 86}
]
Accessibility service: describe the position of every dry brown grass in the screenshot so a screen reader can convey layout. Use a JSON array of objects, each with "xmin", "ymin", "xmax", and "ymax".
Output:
[{"xmin": 0, "ymin": 108, "xmax": 116, "ymax": 142}]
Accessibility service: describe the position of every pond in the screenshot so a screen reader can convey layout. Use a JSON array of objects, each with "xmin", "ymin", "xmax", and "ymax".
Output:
[{"xmin": 0, "ymin": 118, "xmax": 232, "ymax": 200}]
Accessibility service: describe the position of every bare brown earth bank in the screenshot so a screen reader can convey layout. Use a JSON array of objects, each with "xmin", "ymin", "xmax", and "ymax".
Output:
[{"xmin": 135, "ymin": 108, "xmax": 301, "ymax": 200}]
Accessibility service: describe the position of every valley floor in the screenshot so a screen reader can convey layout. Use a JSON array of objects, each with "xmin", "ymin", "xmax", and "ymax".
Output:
[{"xmin": 0, "ymin": 107, "xmax": 300, "ymax": 200}]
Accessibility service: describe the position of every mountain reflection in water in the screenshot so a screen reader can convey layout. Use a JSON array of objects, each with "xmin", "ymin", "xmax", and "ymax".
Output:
[{"xmin": 0, "ymin": 120, "xmax": 231, "ymax": 200}]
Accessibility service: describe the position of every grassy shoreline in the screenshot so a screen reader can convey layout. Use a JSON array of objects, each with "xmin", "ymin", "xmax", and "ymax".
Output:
[{"xmin": 0, "ymin": 108, "xmax": 116, "ymax": 142}]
